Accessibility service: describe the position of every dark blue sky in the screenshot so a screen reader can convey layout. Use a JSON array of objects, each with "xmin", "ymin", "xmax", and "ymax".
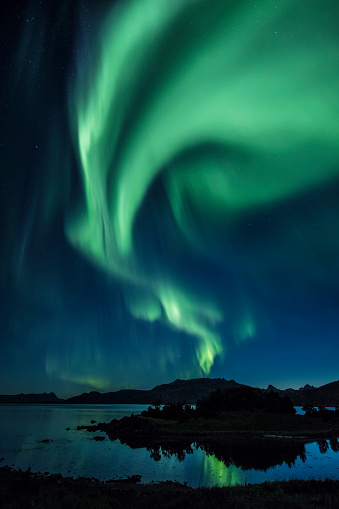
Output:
[{"xmin": 1, "ymin": 0, "xmax": 339, "ymax": 398}]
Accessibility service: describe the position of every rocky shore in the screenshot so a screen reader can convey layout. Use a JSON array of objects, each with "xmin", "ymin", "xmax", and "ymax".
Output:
[{"xmin": 2, "ymin": 466, "xmax": 339, "ymax": 508}]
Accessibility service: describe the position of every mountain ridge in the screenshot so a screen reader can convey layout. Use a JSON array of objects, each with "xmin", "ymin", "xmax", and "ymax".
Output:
[
  {"xmin": 1, "ymin": 378, "xmax": 339, "ymax": 406},
  {"xmin": 0, "ymin": 392, "xmax": 62, "ymax": 404}
]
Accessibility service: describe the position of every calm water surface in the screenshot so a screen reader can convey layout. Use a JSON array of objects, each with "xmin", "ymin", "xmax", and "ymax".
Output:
[{"xmin": 1, "ymin": 404, "xmax": 339, "ymax": 487}]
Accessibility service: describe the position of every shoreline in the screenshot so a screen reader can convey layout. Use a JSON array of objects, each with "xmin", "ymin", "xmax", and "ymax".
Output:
[
  {"xmin": 2, "ymin": 466, "xmax": 339, "ymax": 508},
  {"xmin": 77, "ymin": 412, "xmax": 339, "ymax": 441}
]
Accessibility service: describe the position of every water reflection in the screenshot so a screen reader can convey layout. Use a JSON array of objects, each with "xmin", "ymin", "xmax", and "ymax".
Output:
[
  {"xmin": 2, "ymin": 405, "xmax": 339, "ymax": 486},
  {"xmin": 203, "ymin": 455, "xmax": 243, "ymax": 486},
  {"xmin": 148, "ymin": 442, "xmax": 194, "ymax": 462},
  {"xmin": 117, "ymin": 435, "xmax": 309, "ymax": 471},
  {"xmin": 329, "ymin": 438, "xmax": 339, "ymax": 452},
  {"xmin": 112, "ymin": 425, "xmax": 339, "ymax": 471}
]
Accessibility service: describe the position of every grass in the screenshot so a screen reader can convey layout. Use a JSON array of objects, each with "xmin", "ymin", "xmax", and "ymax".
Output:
[{"xmin": 1, "ymin": 467, "xmax": 339, "ymax": 508}]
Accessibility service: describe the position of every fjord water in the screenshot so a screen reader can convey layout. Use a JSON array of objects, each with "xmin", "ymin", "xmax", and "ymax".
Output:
[{"xmin": 1, "ymin": 404, "xmax": 339, "ymax": 487}]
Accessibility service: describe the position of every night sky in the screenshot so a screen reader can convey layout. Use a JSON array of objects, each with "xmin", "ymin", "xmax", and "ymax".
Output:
[{"xmin": 1, "ymin": 0, "xmax": 339, "ymax": 398}]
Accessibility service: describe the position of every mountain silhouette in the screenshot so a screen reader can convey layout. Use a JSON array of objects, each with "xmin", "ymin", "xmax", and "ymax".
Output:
[{"xmin": 1, "ymin": 378, "xmax": 339, "ymax": 406}]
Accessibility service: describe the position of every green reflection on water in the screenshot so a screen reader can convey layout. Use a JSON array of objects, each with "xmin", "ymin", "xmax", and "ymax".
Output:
[{"xmin": 203, "ymin": 453, "xmax": 244, "ymax": 486}]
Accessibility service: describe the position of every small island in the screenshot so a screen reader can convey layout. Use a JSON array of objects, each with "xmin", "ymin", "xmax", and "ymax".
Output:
[
  {"xmin": 77, "ymin": 386, "xmax": 339, "ymax": 441},
  {"xmin": 75, "ymin": 386, "xmax": 339, "ymax": 476}
]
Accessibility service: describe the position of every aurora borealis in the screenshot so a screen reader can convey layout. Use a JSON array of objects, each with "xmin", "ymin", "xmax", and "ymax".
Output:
[{"xmin": 1, "ymin": 0, "xmax": 339, "ymax": 397}]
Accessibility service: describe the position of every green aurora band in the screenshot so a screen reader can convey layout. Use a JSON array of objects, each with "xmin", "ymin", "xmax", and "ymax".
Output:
[{"xmin": 67, "ymin": 0, "xmax": 339, "ymax": 375}]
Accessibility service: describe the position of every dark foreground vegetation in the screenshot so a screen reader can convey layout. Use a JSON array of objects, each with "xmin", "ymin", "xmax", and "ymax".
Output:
[
  {"xmin": 140, "ymin": 387, "xmax": 339, "ymax": 438},
  {"xmin": 144, "ymin": 385, "xmax": 296, "ymax": 419},
  {"xmin": 1, "ymin": 467, "xmax": 339, "ymax": 509}
]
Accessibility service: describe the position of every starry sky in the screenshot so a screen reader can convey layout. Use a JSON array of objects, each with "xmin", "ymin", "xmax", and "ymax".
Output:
[{"xmin": 1, "ymin": 0, "xmax": 339, "ymax": 398}]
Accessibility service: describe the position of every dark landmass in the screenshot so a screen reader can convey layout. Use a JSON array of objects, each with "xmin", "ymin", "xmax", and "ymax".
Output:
[
  {"xmin": 77, "ymin": 387, "xmax": 339, "ymax": 441},
  {"xmin": 66, "ymin": 378, "xmax": 241, "ymax": 404},
  {"xmin": 267, "ymin": 380, "xmax": 339, "ymax": 407},
  {"xmin": 66, "ymin": 388, "xmax": 150, "ymax": 404},
  {"xmin": 74, "ymin": 388, "xmax": 339, "ymax": 492},
  {"xmin": 78, "ymin": 411, "xmax": 315, "ymax": 471},
  {"xmin": 1, "ymin": 377, "xmax": 339, "ymax": 406},
  {"xmin": 2, "ymin": 466, "xmax": 339, "ymax": 509},
  {"xmin": 0, "ymin": 392, "xmax": 63, "ymax": 404}
]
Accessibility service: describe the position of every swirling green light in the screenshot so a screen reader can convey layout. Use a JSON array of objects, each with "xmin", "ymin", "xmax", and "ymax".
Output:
[{"xmin": 68, "ymin": 0, "xmax": 339, "ymax": 375}]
